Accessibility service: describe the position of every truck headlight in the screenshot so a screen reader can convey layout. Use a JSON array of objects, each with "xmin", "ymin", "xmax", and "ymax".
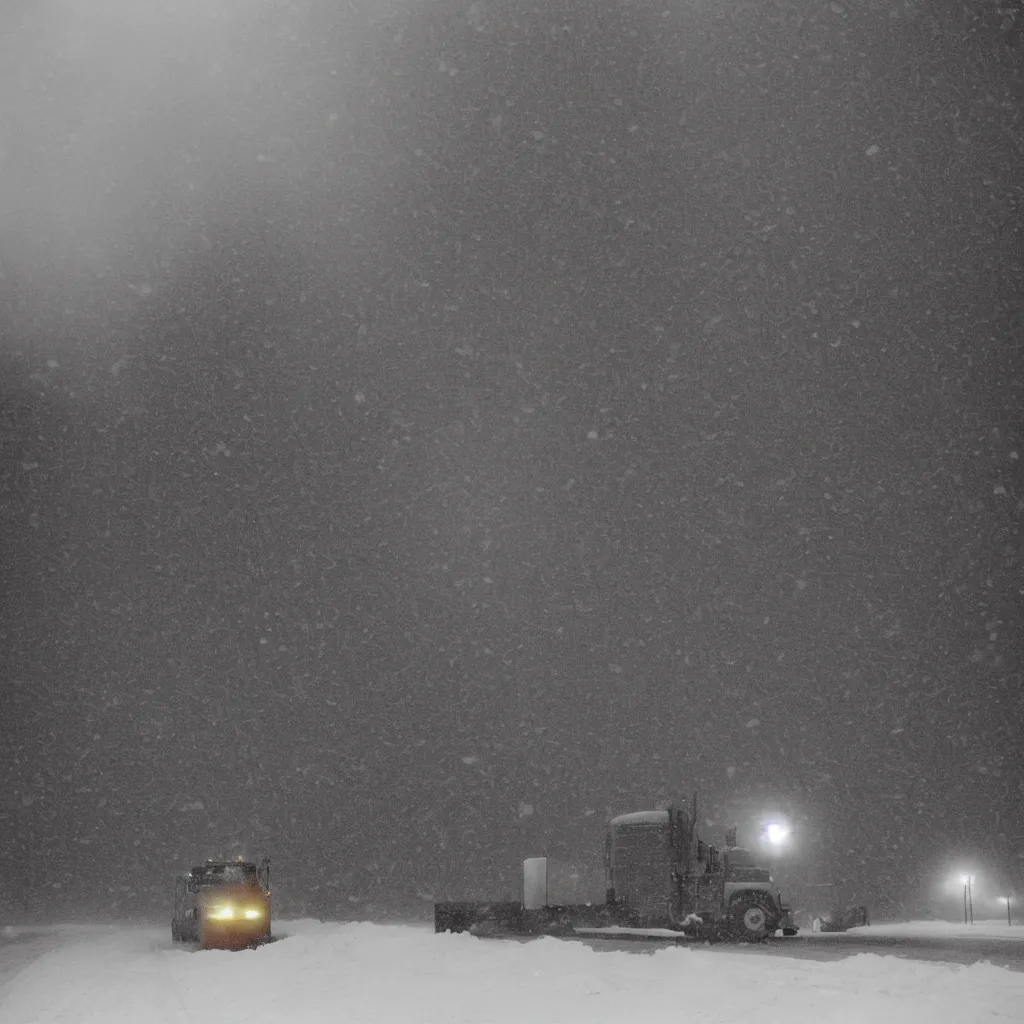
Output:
[
  {"xmin": 243, "ymin": 908, "xmax": 262, "ymax": 920},
  {"xmin": 209, "ymin": 905, "xmax": 235, "ymax": 920}
]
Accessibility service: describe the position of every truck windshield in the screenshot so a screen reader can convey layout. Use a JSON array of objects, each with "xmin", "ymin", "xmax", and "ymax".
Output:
[{"xmin": 192, "ymin": 864, "xmax": 259, "ymax": 887}]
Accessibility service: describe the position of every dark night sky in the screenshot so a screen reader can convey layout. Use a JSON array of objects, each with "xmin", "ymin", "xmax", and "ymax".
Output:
[{"xmin": 1, "ymin": 1, "xmax": 1022, "ymax": 923}]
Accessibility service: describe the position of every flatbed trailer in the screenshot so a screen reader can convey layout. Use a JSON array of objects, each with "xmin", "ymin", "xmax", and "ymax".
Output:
[
  {"xmin": 434, "ymin": 900, "xmax": 625, "ymax": 937},
  {"xmin": 433, "ymin": 897, "xmax": 789, "ymax": 942}
]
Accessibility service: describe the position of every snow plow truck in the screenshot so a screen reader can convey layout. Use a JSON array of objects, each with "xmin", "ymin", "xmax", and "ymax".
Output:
[
  {"xmin": 172, "ymin": 857, "xmax": 272, "ymax": 949},
  {"xmin": 435, "ymin": 799, "xmax": 797, "ymax": 942}
]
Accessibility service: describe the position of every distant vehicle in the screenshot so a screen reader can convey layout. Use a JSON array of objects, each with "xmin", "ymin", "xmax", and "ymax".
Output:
[
  {"xmin": 172, "ymin": 858, "xmax": 272, "ymax": 949},
  {"xmin": 435, "ymin": 797, "xmax": 798, "ymax": 942}
]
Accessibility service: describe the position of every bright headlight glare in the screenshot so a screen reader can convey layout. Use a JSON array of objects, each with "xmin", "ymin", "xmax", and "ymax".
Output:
[
  {"xmin": 244, "ymin": 908, "xmax": 262, "ymax": 920},
  {"xmin": 210, "ymin": 905, "xmax": 234, "ymax": 920}
]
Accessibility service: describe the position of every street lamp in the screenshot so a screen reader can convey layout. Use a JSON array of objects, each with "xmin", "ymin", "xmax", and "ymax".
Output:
[
  {"xmin": 758, "ymin": 820, "xmax": 791, "ymax": 852},
  {"xmin": 764, "ymin": 822, "xmax": 790, "ymax": 847},
  {"xmin": 960, "ymin": 875, "xmax": 974, "ymax": 925},
  {"xmin": 998, "ymin": 895, "xmax": 1013, "ymax": 927}
]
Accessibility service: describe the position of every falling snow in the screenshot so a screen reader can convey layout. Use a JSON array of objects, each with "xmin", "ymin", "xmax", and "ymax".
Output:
[{"xmin": 0, "ymin": 0, "xmax": 1021, "ymax": 936}]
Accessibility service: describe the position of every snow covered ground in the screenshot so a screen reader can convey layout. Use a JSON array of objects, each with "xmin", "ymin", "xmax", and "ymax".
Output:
[
  {"xmin": 1, "ymin": 919, "xmax": 1022, "ymax": 1023},
  {"xmin": 845, "ymin": 919, "xmax": 1024, "ymax": 941}
]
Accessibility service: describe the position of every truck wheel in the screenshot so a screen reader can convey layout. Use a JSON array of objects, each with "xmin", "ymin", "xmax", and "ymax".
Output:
[{"xmin": 731, "ymin": 898, "xmax": 773, "ymax": 941}]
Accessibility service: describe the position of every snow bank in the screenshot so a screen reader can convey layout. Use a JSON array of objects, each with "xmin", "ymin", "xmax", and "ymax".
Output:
[
  {"xmin": 846, "ymin": 919, "xmax": 1024, "ymax": 941},
  {"xmin": 1, "ymin": 920, "xmax": 1021, "ymax": 1024}
]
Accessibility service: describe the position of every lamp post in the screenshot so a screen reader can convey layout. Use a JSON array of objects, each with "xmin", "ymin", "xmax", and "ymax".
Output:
[
  {"xmin": 999, "ymin": 895, "xmax": 1012, "ymax": 927},
  {"xmin": 961, "ymin": 875, "xmax": 974, "ymax": 925}
]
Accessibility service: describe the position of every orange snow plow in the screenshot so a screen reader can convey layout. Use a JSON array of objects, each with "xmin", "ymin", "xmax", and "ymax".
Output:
[{"xmin": 172, "ymin": 857, "xmax": 272, "ymax": 950}]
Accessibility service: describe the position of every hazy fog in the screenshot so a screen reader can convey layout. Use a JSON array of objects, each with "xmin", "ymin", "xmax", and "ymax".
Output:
[{"xmin": 2, "ymin": 1, "xmax": 1021, "ymax": 924}]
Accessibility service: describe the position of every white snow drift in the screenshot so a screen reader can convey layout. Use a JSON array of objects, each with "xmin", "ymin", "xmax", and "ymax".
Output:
[
  {"xmin": 844, "ymin": 919, "xmax": 1024, "ymax": 941},
  {"xmin": 1, "ymin": 920, "xmax": 1022, "ymax": 1023}
]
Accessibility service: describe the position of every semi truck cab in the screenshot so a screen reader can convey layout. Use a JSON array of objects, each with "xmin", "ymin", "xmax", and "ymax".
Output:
[{"xmin": 604, "ymin": 809, "xmax": 798, "ymax": 939}]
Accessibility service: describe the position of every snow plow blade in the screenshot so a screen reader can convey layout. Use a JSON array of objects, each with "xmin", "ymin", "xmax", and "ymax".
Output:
[{"xmin": 819, "ymin": 906, "xmax": 869, "ymax": 932}]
